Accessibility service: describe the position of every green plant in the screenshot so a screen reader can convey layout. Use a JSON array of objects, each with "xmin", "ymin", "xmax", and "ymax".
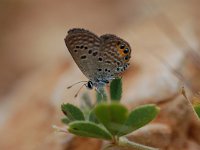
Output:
[
  {"xmin": 191, "ymin": 93, "xmax": 200, "ymax": 119},
  {"xmin": 58, "ymin": 79, "xmax": 160, "ymax": 150},
  {"xmin": 181, "ymin": 87, "xmax": 200, "ymax": 119},
  {"xmin": 193, "ymin": 102, "xmax": 200, "ymax": 118}
]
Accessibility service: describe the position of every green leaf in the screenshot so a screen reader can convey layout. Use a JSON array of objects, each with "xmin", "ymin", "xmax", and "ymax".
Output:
[
  {"xmin": 192, "ymin": 96, "xmax": 200, "ymax": 119},
  {"xmin": 193, "ymin": 103, "xmax": 200, "ymax": 118},
  {"xmin": 68, "ymin": 121, "xmax": 112, "ymax": 140},
  {"xmin": 94, "ymin": 103, "xmax": 128, "ymax": 135},
  {"xmin": 61, "ymin": 103, "xmax": 85, "ymax": 121},
  {"xmin": 96, "ymin": 88, "xmax": 107, "ymax": 103},
  {"xmin": 118, "ymin": 104, "xmax": 160, "ymax": 136},
  {"xmin": 110, "ymin": 78, "xmax": 122, "ymax": 101},
  {"xmin": 61, "ymin": 117, "xmax": 70, "ymax": 124}
]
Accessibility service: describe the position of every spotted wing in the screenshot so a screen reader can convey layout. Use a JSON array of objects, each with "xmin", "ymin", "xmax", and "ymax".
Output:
[
  {"xmin": 65, "ymin": 28, "xmax": 101, "ymax": 80},
  {"xmin": 98, "ymin": 34, "xmax": 132, "ymax": 79}
]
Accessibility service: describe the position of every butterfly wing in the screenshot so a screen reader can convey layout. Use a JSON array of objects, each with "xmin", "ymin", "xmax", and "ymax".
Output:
[
  {"xmin": 65, "ymin": 29, "xmax": 132, "ymax": 84},
  {"xmin": 65, "ymin": 28, "xmax": 102, "ymax": 81},
  {"xmin": 99, "ymin": 34, "xmax": 132, "ymax": 78}
]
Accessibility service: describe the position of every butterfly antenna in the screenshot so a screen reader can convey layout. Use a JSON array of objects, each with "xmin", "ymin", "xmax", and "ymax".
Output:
[
  {"xmin": 74, "ymin": 84, "xmax": 86, "ymax": 98},
  {"xmin": 67, "ymin": 81, "xmax": 87, "ymax": 89}
]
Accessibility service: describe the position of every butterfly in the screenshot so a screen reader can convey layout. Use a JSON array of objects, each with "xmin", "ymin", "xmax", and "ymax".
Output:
[{"xmin": 65, "ymin": 28, "xmax": 131, "ymax": 94}]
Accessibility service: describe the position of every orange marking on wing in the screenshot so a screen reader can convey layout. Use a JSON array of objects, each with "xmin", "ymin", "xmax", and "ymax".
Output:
[
  {"xmin": 118, "ymin": 49, "xmax": 126, "ymax": 57},
  {"xmin": 117, "ymin": 45, "xmax": 130, "ymax": 57}
]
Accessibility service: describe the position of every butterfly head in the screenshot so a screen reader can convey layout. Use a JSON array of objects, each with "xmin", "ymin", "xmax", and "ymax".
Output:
[
  {"xmin": 85, "ymin": 79, "xmax": 110, "ymax": 90},
  {"xmin": 85, "ymin": 80, "xmax": 94, "ymax": 90}
]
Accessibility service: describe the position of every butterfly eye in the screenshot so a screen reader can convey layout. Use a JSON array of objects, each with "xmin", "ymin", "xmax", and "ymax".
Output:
[{"xmin": 86, "ymin": 81, "xmax": 93, "ymax": 89}]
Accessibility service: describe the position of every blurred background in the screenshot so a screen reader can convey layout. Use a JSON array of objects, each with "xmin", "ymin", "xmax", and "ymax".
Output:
[{"xmin": 0, "ymin": 0, "xmax": 200, "ymax": 150}]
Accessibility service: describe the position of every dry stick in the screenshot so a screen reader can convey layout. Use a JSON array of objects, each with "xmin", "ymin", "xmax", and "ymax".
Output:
[
  {"xmin": 151, "ymin": 48, "xmax": 200, "ymax": 120},
  {"xmin": 151, "ymin": 52, "xmax": 195, "ymax": 95},
  {"xmin": 152, "ymin": 47, "xmax": 199, "ymax": 119},
  {"xmin": 151, "ymin": 52, "xmax": 200, "ymax": 118}
]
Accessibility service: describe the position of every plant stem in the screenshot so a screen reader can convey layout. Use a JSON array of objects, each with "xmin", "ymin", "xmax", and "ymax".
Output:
[{"xmin": 118, "ymin": 137, "xmax": 159, "ymax": 150}]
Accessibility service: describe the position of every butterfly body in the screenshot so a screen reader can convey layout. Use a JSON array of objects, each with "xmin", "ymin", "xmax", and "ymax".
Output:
[{"xmin": 65, "ymin": 28, "xmax": 131, "ymax": 90}]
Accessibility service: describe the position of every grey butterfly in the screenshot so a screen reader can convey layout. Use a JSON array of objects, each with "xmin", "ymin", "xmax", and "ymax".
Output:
[{"xmin": 65, "ymin": 28, "xmax": 131, "ymax": 92}]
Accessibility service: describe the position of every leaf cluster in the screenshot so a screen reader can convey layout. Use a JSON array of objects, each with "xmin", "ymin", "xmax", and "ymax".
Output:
[{"xmin": 61, "ymin": 79, "xmax": 160, "ymax": 143}]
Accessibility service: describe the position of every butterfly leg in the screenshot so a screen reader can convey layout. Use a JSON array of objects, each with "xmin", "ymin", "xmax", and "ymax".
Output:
[{"xmin": 95, "ymin": 88, "xmax": 104, "ymax": 100}]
